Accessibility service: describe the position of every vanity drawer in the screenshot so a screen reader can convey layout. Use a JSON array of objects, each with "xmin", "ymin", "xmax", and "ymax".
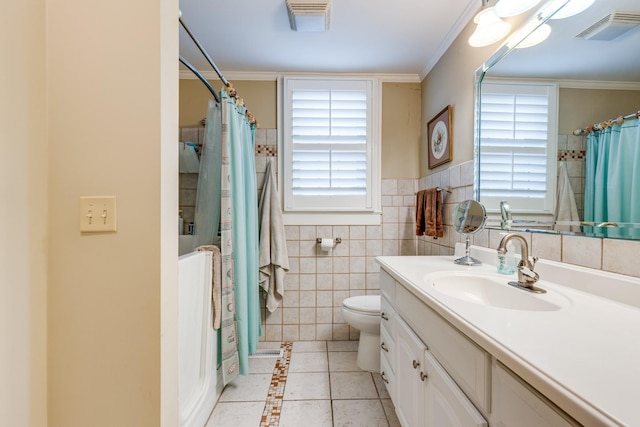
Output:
[
  {"xmin": 381, "ymin": 295, "xmax": 396, "ymax": 335},
  {"xmin": 380, "ymin": 322, "xmax": 395, "ymax": 370},
  {"xmin": 396, "ymin": 284, "xmax": 491, "ymax": 414},
  {"xmin": 380, "ymin": 269, "xmax": 395, "ymax": 302},
  {"xmin": 380, "ymin": 353, "xmax": 396, "ymax": 402}
]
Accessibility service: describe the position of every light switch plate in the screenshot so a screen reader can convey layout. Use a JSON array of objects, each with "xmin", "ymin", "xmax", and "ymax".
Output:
[{"xmin": 80, "ymin": 196, "xmax": 117, "ymax": 232}]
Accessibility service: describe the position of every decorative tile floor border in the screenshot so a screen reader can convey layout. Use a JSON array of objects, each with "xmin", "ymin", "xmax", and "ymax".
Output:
[{"xmin": 260, "ymin": 342, "xmax": 293, "ymax": 426}]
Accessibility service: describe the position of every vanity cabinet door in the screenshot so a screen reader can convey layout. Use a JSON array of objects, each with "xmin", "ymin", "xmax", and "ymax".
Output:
[
  {"xmin": 395, "ymin": 317, "xmax": 427, "ymax": 427},
  {"xmin": 423, "ymin": 351, "xmax": 487, "ymax": 427}
]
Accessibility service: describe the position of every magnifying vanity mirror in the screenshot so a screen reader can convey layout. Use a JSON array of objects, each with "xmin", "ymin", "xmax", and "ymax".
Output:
[
  {"xmin": 452, "ymin": 200, "xmax": 487, "ymax": 266},
  {"xmin": 475, "ymin": 0, "xmax": 640, "ymax": 241}
]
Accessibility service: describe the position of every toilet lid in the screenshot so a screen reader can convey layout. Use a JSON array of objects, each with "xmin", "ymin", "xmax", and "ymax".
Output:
[{"xmin": 343, "ymin": 295, "xmax": 380, "ymax": 314}]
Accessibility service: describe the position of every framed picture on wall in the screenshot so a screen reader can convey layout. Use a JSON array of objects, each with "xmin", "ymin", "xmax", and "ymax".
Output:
[{"xmin": 427, "ymin": 105, "xmax": 453, "ymax": 169}]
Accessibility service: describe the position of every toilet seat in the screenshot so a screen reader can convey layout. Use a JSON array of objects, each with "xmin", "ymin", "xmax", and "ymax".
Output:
[{"xmin": 342, "ymin": 295, "xmax": 380, "ymax": 315}]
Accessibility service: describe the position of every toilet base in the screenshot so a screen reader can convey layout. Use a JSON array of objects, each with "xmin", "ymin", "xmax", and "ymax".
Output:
[{"xmin": 355, "ymin": 331, "xmax": 381, "ymax": 373}]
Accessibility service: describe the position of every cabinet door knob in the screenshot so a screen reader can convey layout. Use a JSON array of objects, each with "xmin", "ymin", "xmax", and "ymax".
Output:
[
  {"xmin": 412, "ymin": 360, "xmax": 420, "ymax": 369},
  {"xmin": 380, "ymin": 342, "xmax": 389, "ymax": 352},
  {"xmin": 381, "ymin": 312, "xmax": 389, "ymax": 321},
  {"xmin": 381, "ymin": 372, "xmax": 390, "ymax": 384},
  {"xmin": 420, "ymin": 371, "xmax": 428, "ymax": 381}
]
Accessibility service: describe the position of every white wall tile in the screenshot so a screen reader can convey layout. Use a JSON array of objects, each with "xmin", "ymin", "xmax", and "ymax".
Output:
[
  {"xmin": 449, "ymin": 165, "xmax": 461, "ymax": 188},
  {"xmin": 366, "ymin": 225, "xmax": 382, "ymax": 240},
  {"xmin": 381, "ymin": 179, "xmax": 398, "ymax": 196},
  {"xmin": 348, "ymin": 225, "xmax": 365, "ymax": 239},
  {"xmin": 333, "ymin": 274, "xmax": 350, "ymax": 290},
  {"xmin": 460, "ymin": 161, "xmax": 474, "ymax": 187},
  {"xmin": 333, "ymin": 257, "xmax": 350, "ymax": 274},
  {"xmin": 300, "ymin": 226, "xmax": 317, "ymax": 240},
  {"xmin": 317, "ymin": 274, "xmax": 333, "ymax": 290},
  {"xmin": 299, "ymin": 274, "xmax": 316, "ymax": 291},
  {"xmin": 285, "ymin": 225, "xmax": 300, "ymax": 240},
  {"xmin": 349, "ymin": 257, "xmax": 366, "ymax": 273},
  {"xmin": 317, "ymin": 257, "xmax": 333, "ymax": 274},
  {"xmin": 299, "ymin": 257, "xmax": 317, "ymax": 274},
  {"xmin": 531, "ymin": 233, "xmax": 562, "ymax": 262},
  {"xmin": 382, "ymin": 206, "xmax": 399, "ymax": 223},
  {"xmin": 562, "ymin": 235, "xmax": 602, "ymax": 269},
  {"xmin": 602, "ymin": 238, "xmax": 640, "ymax": 278},
  {"xmin": 349, "ymin": 273, "xmax": 366, "ymax": 290},
  {"xmin": 398, "ymin": 179, "xmax": 416, "ymax": 195},
  {"xmin": 349, "ymin": 240, "xmax": 366, "ymax": 256}
]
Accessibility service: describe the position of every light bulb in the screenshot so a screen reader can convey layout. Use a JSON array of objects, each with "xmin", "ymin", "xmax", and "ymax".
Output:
[{"xmin": 468, "ymin": 8, "xmax": 512, "ymax": 48}]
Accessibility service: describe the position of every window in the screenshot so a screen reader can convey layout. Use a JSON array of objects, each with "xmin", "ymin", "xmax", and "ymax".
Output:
[
  {"xmin": 478, "ymin": 80, "xmax": 558, "ymax": 216},
  {"xmin": 281, "ymin": 77, "xmax": 381, "ymax": 224}
]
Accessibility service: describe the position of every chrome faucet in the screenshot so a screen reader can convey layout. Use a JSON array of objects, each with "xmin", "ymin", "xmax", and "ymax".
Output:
[
  {"xmin": 497, "ymin": 233, "xmax": 545, "ymax": 293},
  {"xmin": 500, "ymin": 200, "xmax": 512, "ymax": 231}
]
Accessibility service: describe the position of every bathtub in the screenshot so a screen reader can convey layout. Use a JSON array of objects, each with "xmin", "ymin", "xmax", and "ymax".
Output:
[{"xmin": 178, "ymin": 251, "xmax": 222, "ymax": 427}]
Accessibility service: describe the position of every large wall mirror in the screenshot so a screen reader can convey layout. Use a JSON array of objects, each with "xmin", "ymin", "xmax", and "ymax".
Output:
[{"xmin": 475, "ymin": 0, "xmax": 640, "ymax": 240}]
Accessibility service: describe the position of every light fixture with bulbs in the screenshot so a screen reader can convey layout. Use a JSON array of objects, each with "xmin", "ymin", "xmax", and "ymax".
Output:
[
  {"xmin": 468, "ymin": 7, "xmax": 512, "ymax": 47},
  {"xmin": 468, "ymin": 0, "xmax": 597, "ymax": 49}
]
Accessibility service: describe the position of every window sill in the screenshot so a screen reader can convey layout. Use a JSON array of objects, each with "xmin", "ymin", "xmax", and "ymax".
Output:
[{"xmin": 282, "ymin": 212, "xmax": 382, "ymax": 226}]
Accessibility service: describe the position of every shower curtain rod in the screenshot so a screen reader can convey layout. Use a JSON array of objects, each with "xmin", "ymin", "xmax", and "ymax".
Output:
[
  {"xmin": 179, "ymin": 15, "xmax": 259, "ymax": 125},
  {"xmin": 573, "ymin": 109, "xmax": 640, "ymax": 136},
  {"xmin": 179, "ymin": 55, "xmax": 220, "ymax": 103},
  {"xmin": 179, "ymin": 17, "xmax": 229, "ymax": 88}
]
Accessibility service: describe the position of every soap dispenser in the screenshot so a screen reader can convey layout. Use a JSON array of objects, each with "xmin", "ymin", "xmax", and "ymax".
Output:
[{"xmin": 497, "ymin": 236, "xmax": 516, "ymax": 274}]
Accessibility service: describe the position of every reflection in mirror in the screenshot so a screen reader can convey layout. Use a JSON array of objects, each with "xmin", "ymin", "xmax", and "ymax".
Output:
[
  {"xmin": 452, "ymin": 200, "xmax": 487, "ymax": 266},
  {"xmin": 475, "ymin": 0, "xmax": 640, "ymax": 240}
]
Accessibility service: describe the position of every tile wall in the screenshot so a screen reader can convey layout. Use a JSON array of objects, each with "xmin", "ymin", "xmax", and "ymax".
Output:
[
  {"xmin": 180, "ymin": 126, "xmax": 640, "ymax": 343},
  {"xmin": 417, "ymin": 159, "xmax": 640, "ymax": 279},
  {"xmin": 558, "ymin": 132, "xmax": 586, "ymax": 219},
  {"xmin": 178, "ymin": 127, "xmax": 204, "ymax": 234},
  {"xmin": 255, "ymin": 126, "xmax": 418, "ymax": 341}
]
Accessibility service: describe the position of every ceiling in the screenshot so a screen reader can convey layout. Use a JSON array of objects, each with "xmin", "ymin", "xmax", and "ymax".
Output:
[
  {"xmin": 487, "ymin": 0, "xmax": 640, "ymax": 82},
  {"xmin": 178, "ymin": 0, "xmax": 479, "ymax": 79}
]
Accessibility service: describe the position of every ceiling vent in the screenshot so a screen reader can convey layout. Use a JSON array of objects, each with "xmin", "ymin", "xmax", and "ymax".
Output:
[
  {"xmin": 576, "ymin": 11, "xmax": 640, "ymax": 41},
  {"xmin": 286, "ymin": 0, "xmax": 332, "ymax": 32}
]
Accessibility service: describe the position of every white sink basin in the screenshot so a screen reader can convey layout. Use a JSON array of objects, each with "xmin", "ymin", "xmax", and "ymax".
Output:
[{"xmin": 424, "ymin": 271, "xmax": 570, "ymax": 311}]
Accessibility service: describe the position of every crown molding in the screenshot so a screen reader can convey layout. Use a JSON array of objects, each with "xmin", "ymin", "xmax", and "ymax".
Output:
[
  {"xmin": 558, "ymin": 79, "xmax": 640, "ymax": 91},
  {"xmin": 179, "ymin": 69, "xmax": 421, "ymax": 83},
  {"xmin": 420, "ymin": 0, "xmax": 480, "ymax": 80}
]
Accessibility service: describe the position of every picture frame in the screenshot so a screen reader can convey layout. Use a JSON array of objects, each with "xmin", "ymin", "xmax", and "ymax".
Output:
[{"xmin": 427, "ymin": 105, "xmax": 453, "ymax": 169}]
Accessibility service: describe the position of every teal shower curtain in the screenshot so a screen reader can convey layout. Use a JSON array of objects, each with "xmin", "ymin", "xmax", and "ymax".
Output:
[
  {"xmin": 194, "ymin": 100, "xmax": 222, "ymax": 249},
  {"xmin": 220, "ymin": 88, "xmax": 261, "ymax": 375},
  {"xmin": 584, "ymin": 117, "xmax": 640, "ymax": 238}
]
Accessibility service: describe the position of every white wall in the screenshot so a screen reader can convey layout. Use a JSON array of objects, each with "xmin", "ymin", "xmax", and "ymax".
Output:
[
  {"xmin": 46, "ymin": 0, "xmax": 178, "ymax": 426},
  {"xmin": 0, "ymin": 2, "xmax": 48, "ymax": 426}
]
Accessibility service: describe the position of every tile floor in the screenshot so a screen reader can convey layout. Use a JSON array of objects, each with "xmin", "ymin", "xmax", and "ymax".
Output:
[{"xmin": 206, "ymin": 341, "xmax": 401, "ymax": 427}]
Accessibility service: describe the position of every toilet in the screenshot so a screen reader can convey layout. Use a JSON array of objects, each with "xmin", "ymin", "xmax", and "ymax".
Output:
[{"xmin": 341, "ymin": 295, "xmax": 381, "ymax": 372}]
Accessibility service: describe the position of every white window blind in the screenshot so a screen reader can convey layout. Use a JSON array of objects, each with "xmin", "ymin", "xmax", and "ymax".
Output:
[
  {"xmin": 478, "ymin": 81, "xmax": 558, "ymax": 214},
  {"xmin": 282, "ymin": 78, "xmax": 379, "ymax": 214}
]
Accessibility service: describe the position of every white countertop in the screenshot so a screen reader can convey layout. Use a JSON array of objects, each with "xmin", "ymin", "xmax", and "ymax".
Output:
[{"xmin": 377, "ymin": 246, "xmax": 640, "ymax": 427}]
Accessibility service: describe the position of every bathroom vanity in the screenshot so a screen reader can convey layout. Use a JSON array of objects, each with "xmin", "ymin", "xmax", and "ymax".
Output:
[{"xmin": 377, "ymin": 244, "xmax": 640, "ymax": 427}]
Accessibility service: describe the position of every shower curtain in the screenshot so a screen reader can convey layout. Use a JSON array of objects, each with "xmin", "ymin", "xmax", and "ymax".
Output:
[
  {"xmin": 194, "ymin": 100, "xmax": 222, "ymax": 248},
  {"xmin": 221, "ymin": 88, "xmax": 261, "ymax": 375},
  {"xmin": 584, "ymin": 117, "xmax": 640, "ymax": 238}
]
